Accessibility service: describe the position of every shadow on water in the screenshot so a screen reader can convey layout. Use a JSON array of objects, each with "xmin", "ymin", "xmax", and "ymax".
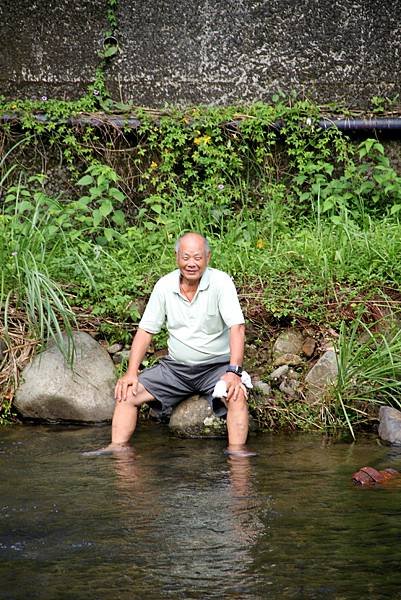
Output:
[{"xmin": 1, "ymin": 422, "xmax": 401, "ymax": 599}]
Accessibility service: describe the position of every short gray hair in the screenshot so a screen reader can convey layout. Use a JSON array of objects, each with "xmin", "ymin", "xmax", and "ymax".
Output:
[{"xmin": 175, "ymin": 233, "xmax": 210, "ymax": 254}]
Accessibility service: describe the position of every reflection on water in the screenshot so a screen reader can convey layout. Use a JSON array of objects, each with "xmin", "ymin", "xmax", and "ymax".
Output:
[{"xmin": 1, "ymin": 423, "xmax": 401, "ymax": 599}]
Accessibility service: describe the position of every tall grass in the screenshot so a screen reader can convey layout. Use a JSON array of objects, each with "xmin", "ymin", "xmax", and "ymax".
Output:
[
  {"xmin": 1, "ymin": 184, "xmax": 83, "ymax": 362},
  {"xmin": 334, "ymin": 313, "xmax": 401, "ymax": 438},
  {"xmin": 0, "ymin": 135, "xmax": 32, "ymax": 189}
]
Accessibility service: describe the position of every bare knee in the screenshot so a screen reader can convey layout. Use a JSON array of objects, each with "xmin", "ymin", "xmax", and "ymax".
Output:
[
  {"xmin": 227, "ymin": 394, "xmax": 248, "ymax": 415},
  {"xmin": 124, "ymin": 382, "xmax": 154, "ymax": 407}
]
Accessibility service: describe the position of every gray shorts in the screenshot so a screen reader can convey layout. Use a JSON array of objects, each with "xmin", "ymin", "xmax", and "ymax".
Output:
[{"xmin": 138, "ymin": 356, "xmax": 230, "ymax": 418}]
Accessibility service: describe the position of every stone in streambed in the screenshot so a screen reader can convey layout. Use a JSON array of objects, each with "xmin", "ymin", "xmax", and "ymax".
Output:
[
  {"xmin": 15, "ymin": 331, "xmax": 116, "ymax": 423},
  {"xmin": 253, "ymin": 379, "xmax": 272, "ymax": 396},
  {"xmin": 378, "ymin": 406, "xmax": 401, "ymax": 445}
]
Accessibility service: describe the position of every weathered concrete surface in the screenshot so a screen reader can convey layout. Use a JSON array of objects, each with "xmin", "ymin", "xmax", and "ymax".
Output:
[
  {"xmin": 0, "ymin": 0, "xmax": 107, "ymax": 99},
  {"xmin": 109, "ymin": 0, "xmax": 401, "ymax": 107},
  {"xmin": 15, "ymin": 331, "xmax": 116, "ymax": 422},
  {"xmin": 1, "ymin": 0, "xmax": 401, "ymax": 106}
]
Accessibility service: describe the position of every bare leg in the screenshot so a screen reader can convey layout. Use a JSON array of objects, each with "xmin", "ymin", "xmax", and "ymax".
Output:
[
  {"xmin": 225, "ymin": 392, "xmax": 256, "ymax": 457},
  {"xmin": 111, "ymin": 403, "xmax": 139, "ymax": 445},
  {"xmin": 108, "ymin": 383, "xmax": 154, "ymax": 451}
]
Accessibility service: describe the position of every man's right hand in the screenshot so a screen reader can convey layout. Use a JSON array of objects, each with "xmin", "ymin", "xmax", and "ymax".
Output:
[{"xmin": 114, "ymin": 373, "xmax": 139, "ymax": 402}]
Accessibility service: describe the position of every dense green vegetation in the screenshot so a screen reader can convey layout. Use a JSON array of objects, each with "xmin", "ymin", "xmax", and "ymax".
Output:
[{"xmin": 1, "ymin": 93, "xmax": 401, "ymax": 433}]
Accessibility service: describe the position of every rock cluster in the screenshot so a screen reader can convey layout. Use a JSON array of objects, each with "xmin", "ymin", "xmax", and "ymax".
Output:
[
  {"xmin": 254, "ymin": 328, "xmax": 338, "ymax": 405},
  {"xmin": 169, "ymin": 328, "xmax": 339, "ymax": 436},
  {"xmin": 13, "ymin": 326, "xmax": 341, "ymax": 433},
  {"xmin": 13, "ymin": 326, "xmax": 401, "ymax": 446}
]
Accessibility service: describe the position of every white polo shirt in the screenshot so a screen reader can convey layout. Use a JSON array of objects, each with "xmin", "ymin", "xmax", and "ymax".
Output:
[{"xmin": 138, "ymin": 267, "xmax": 245, "ymax": 364}]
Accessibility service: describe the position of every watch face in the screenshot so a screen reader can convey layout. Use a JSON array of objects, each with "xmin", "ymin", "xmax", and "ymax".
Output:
[{"xmin": 227, "ymin": 366, "xmax": 242, "ymax": 375}]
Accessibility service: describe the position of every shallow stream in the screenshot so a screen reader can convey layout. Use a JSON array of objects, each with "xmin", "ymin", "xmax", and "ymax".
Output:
[{"xmin": 2, "ymin": 423, "xmax": 401, "ymax": 599}]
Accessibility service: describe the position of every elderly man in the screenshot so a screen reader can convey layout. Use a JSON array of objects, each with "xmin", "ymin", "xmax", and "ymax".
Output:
[{"xmin": 106, "ymin": 232, "xmax": 254, "ymax": 457}]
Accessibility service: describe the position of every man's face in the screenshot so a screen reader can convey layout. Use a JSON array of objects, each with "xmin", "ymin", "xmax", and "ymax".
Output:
[{"xmin": 176, "ymin": 235, "xmax": 211, "ymax": 284}]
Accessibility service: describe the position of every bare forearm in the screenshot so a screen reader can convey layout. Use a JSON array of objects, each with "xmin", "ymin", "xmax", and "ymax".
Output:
[
  {"xmin": 126, "ymin": 328, "xmax": 153, "ymax": 374},
  {"xmin": 229, "ymin": 324, "xmax": 245, "ymax": 366}
]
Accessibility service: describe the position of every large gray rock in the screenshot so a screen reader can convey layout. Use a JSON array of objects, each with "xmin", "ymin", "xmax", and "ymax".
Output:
[
  {"xmin": 305, "ymin": 349, "xmax": 338, "ymax": 403},
  {"xmin": 169, "ymin": 395, "xmax": 227, "ymax": 438},
  {"xmin": 15, "ymin": 331, "xmax": 116, "ymax": 422},
  {"xmin": 378, "ymin": 406, "xmax": 401, "ymax": 445}
]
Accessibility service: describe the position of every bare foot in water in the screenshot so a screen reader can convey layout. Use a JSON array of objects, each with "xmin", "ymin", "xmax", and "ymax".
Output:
[
  {"xmin": 224, "ymin": 445, "xmax": 257, "ymax": 458},
  {"xmin": 81, "ymin": 443, "xmax": 133, "ymax": 457}
]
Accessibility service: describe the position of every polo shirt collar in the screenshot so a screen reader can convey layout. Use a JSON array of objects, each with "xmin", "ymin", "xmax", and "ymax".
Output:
[
  {"xmin": 173, "ymin": 267, "xmax": 211, "ymax": 293},
  {"xmin": 199, "ymin": 267, "xmax": 210, "ymax": 290}
]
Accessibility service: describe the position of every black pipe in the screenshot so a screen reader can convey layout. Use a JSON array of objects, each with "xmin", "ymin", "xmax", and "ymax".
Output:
[{"xmin": 318, "ymin": 117, "xmax": 401, "ymax": 132}]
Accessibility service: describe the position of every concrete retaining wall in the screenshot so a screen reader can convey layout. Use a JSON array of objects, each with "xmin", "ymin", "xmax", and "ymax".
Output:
[{"xmin": 1, "ymin": 0, "xmax": 400, "ymax": 107}]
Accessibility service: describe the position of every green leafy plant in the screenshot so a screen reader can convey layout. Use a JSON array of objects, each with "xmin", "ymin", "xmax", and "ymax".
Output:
[
  {"xmin": 75, "ymin": 163, "xmax": 127, "ymax": 242},
  {"xmin": 334, "ymin": 313, "xmax": 401, "ymax": 438}
]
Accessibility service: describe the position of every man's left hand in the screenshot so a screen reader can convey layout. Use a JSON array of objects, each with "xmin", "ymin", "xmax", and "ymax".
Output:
[{"xmin": 221, "ymin": 371, "xmax": 247, "ymax": 402}]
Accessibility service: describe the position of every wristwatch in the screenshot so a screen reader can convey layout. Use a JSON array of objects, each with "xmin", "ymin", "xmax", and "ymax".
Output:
[{"xmin": 226, "ymin": 365, "xmax": 243, "ymax": 376}]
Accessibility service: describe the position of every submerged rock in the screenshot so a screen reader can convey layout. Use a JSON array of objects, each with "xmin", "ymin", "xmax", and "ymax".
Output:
[
  {"xmin": 15, "ymin": 331, "xmax": 116, "ymax": 423},
  {"xmin": 378, "ymin": 406, "xmax": 401, "ymax": 445},
  {"xmin": 169, "ymin": 395, "xmax": 226, "ymax": 438},
  {"xmin": 352, "ymin": 466, "xmax": 400, "ymax": 486}
]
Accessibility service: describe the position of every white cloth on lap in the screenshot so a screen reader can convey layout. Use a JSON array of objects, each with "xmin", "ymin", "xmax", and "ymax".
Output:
[{"xmin": 212, "ymin": 371, "xmax": 253, "ymax": 398}]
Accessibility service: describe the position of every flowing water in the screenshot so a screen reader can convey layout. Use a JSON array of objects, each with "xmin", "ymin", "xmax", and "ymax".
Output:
[{"xmin": 1, "ymin": 423, "xmax": 401, "ymax": 599}]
